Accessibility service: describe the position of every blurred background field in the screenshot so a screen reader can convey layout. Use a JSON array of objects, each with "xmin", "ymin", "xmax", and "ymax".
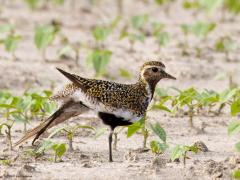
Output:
[{"xmin": 0, "ymin": 0, "xmax": 240, "ymax": 179}]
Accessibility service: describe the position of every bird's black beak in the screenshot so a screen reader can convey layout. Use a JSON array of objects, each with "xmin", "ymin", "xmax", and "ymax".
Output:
[{"xmin": 162, "ymin": 71, "xmax": 176, "ymax": 80}]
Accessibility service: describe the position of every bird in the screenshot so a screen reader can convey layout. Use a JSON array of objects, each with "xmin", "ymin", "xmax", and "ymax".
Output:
[{"xmin": 15, "ymin": 61, "xmax": 176, "ymax": 162}]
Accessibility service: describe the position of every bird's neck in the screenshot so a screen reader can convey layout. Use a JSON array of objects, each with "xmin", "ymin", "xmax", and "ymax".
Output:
[{"xmin": 138, "ymin": 78, "xmax": 158, "ymax": 100}]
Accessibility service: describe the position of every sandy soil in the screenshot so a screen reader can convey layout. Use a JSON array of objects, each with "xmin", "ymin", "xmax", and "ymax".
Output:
[{"xmin": 0, "ymin": 0, "xmax": 240, "ymax": 179}]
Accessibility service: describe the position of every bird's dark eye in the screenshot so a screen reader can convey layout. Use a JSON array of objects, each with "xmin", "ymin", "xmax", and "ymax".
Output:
[{"xmin": 152, "ymin": 67, "xmax": 158, "ymax": 73}]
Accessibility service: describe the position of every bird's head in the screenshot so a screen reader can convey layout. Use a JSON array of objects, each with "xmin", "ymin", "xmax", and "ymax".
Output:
[{"xmin": 139, "ymin": 61, "xmax": 176, "ymax": 85}]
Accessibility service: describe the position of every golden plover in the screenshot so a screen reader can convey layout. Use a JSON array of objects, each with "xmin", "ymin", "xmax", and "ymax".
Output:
[{"xmin": 15, "ymin": 61, "xmax": 176, "ymax": 162}]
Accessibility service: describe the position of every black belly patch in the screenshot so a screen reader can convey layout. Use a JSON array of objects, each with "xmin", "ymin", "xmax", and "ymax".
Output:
[{"xmin": 98, "ymin": 112, "xmax": 133, "ymax": 130}]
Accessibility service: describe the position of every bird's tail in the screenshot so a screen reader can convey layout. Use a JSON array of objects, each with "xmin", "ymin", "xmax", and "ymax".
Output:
[{"xmin": 14, "ymin": 100, "xmax": 88, "ymax": 147}]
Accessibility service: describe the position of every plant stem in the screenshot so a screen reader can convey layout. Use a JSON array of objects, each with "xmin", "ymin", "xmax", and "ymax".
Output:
[
  {"xmin": 142, "ymin": 128, "xmax": 149, "ymax": 149},
  {"xmin": 113, "ymin": 132, "xmax": 118, "ymax": 150},
  {"xmin": 68, "ymin": 133, "xmax": 74, "ymax": 152},
  {"xmin": 217, "ymin": 103, "xmax": 225, "ymax": 115},
  {"xmin": 5, "ymin": 126, "xmax": 13, "ymax": 151},
  {"xmin": 188, "ymin": 106, "xmax": 194, "ymax": 128}
]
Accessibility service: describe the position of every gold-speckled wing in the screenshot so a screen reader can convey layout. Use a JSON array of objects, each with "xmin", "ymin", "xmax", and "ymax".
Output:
[{"xmin": 56, "ymin": 68, "xmax": 150, "ymax": 115}]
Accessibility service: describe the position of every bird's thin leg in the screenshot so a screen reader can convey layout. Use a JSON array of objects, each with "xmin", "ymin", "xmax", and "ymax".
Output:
[{"xmin": 108, "ymin": 128, "xmax": 114, "ymax": 162}]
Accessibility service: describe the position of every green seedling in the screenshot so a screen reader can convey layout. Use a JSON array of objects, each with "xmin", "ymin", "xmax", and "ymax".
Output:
[
  {"xmin": 152, "ymin": 88, "xmax": 174, "ymax": 113},
  {"xmin": 0, "ymin": 24, "xmax": 22, "ymax": 60},
  {"xmin": 58, "ymin": 36, "xmax": 81, "ymax": 65},
  {"xmin": 24, "ymin": 0, "xmax": 65, "ymax": 10},
  {"xmin": 119, "ymin": 68, "xmax": 132, "ymax": 79},
  {"xmin": 86, "ymin": 49, "xmax": 112, "ymax": 77},
  {"xmin": 36, "ymin": 139, "xmax": 67, "ymax": 162},
  {"xmin": 232, "ymin": 169, "xmax": 240, "ymax": 180},
  {"xmin": 155, "ymin": 0, "xmax": 176, "ymax": 16},
  {"xmin": 113, "ymin": 127, "xmax": 125, "ymax": 151},
  {"xmin": 0, "ymin": 90, "xmax": 56, "ymax": 150},
  {"xmin": 34, "ymin": 24, "xmax": 60, "ymax": 61},
  {"xmin": 0, "ymin": 159, "xmax": 12, "ymax": 166},
  {"xmin": 183, "ymin": 0, "xmax": 223, "ymax": 14},
  {"xmin": 174, "ymin": 88, "xmax": 200, "ymax": 128},
  {"xmin": 171, "ymin": 144, "xmax": 199, "ymax": 165},
  {"xmin": 131, "ymin": 14, "xmax": 149, "ymax": 31},
  {"xmin": 127, "ymin": 117, "xmax": 149, "ymax": 149},
  {"xmin": 224, "ymin": 0, "xmax": 240, "ymax": 15},
  {"xmin": 150, "ymin": 122, "xmax": 168, "ymax": 154},
  {"xmin": 24, "ymin": 0, "xmax": 41, "ymax": 9},
  {"xmin": 92, "ymin": 16, "xmax": 120, "ymax": 48},
  {"xmin": 152, "ymin": 22, "xmax": 170, "ymax": 50},
  {"xmin": 179, "ymin": 24, "xmax": 192, "ymax": 55},
  {"xmin": 228, "ymin": 120, "xmax": 240, "ymax": 152},
  {"xmin": 231, "ymin": 98, "xmax": 240, "ymax": 116},
  {"xmin": 119, "ymin": 27, "xmax": 145, "ymax": 52},
  {"xmin": 215, "ymin": 36, "xmax": 238, "ymax": 61},
  {"xmin": 191, "ymin": 22, "xmax": 216, "ymax": 39},
  {"xmin": 48, "ymin": 124, "xmax": 95, "ymax": 151},
  {"xmin": 217, "ymin": 88, "xmax": 237, "ymax": 115}
]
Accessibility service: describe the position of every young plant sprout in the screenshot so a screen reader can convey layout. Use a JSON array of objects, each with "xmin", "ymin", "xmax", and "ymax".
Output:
[
  {"xmin": 150, "ymin": 122, "xmax": 168, "ymax": 154},
  {"xmin": 215, "ymin": 36, "xmax": 238, "ymax": 61},
  {"xmin": 86, "ymin": 49, "xmax": 112, "ymax": 77},
  {"xmin": 155, "ymin": 0, "xmax": 176, "ymax": 16},
  {"xmin": 86, "ymin": 17, "xmax": 120, "ymax": 77},
  {"xmin": 152, "ymin": 22, "xmax": 170, "ymax": 51},
  {"xmin": 171, "ymin": 144, "xmax": 199, "ymax": 165},
  {"xmin": 127, "ymin": 116, "xmax": 149, "ymax": 149},
  {"xmin": 34, "ymin": 24, "xmax": 60, "ymax": 61},
  {"xmin": 36, "ymin": 139, "xmax": 67, "ymax": 162},
  {"xmin": 0, "ymin": 24, "xmax": 22, "ymax": 60},
  {"xmin": 58, "ymin": 35, "xmax": 81, "ymax": 66},
  {"xmin": 48, "ymin": 124, "xmax": 95, "ymax": 152}
]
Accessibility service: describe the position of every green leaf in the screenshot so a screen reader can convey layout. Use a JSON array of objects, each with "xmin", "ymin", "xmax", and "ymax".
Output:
[
  {"xmin": 119, "ymin": 68, "xmax": 131, "ymax": 79},
  {"xmin": 94, "ymin": 127, "xmax": 108, "ymax": 139},
  {"xmin": 52, "ymin": 143, "xmax": 66, "ymax": 159},
  {"xmin": 4, "ymin": 35, "xmax": 22, "ymax": 52},
  {"xmin": 53, "ymin": 0, "xmax": 65, "ymax": 5},
  {"xmin": 191, "ymin": 22, "xmax": 216, "ymax": 38},
  {"xmin": 36, "ymin": 139, "xmax": 56, "ymax": 154},
  {"xmin": 92, "ymin": 26, "xmax": 111, "ymax": 42},
  {"xmin": 150, "ymin": 122, "xmax": 166, "ymax": 142},
  {"xmin": 231, "ymin": 99, "xmax": 240, "ymax": 116},
  {"xmin": 228, "ymin": 121, "xmax": 240, "ymax": 135},
  {"xmin": 58, "ymin": 45, "xmax": 75, "ymax": 57},
  {"xmin": 232, "ymin": 169, "xmax": 240, "ymax": 179},
  {"xmin": 150, "ymin": 140, "xmax": 168, "ymax": 154},
  {"xmin": 219, "ymin": 89, "xmax": 237, "ymax": 103},
  {"xmin": 171, "ymin": 145, "xmax": 184, "ymax": 161},
  {"xmin": 0, "ymin": 104, "xmax": 16, "ymax": 109},
  {"xmin": 131, "ymin": 14, "xmax": 148, "ymax": 30},
  {"xmin": 180, "ymin": 24, "xmax": 191, "ymax": 35},
  {"xmin": 24, "ymin": 0, "xmax": 40, "ymax": 9},
  {"xmin": 129, "ymin": 33, "xmax": 145, "ymax": 43},
  {"xmin": 199, "ymin": 0, "xmax": 223, "ymax": 12},
  {"xmin": 225, "ymin": 0, "xmax": 240, "ymax": 14},
  {"xmin": 235, "ymin": 141, "xmax": 240, "ymax": 152},
  {"xmin": 153, "ymin": 103, "xmax": 172, "ymax": 112},
  {"xmin": 34, "ymin": 25, "xmax": 58, "ymax": 50},
  {"xmin": 127, "ymin": 118, "xmax": 145, "ymax": 137},
  {"xmin": 86, "ymin": 49, "xmax": 112, "ymax": 77},
  {"xmin": 155, "ymin": 31, "xmax": 170, "ymax": 46},
  {"xmin": 0, "ymin": 24, "xmax": 14, "ymax": 33},
  {"xmin": 152, "ymin": 22, "xmax": 165, "ymax": 35},
  {"xmin": 72, "ymin": 124, "xmax": 95, "ymax": 134},
  {"xmin": 182, "ymin": 0, "xmax": 200, "ymax": 9}
]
